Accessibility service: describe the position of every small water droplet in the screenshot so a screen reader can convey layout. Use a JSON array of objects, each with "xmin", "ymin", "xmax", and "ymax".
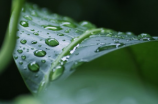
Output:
[
  {"xmin": 43, "ymin": 25, "xmax": 62, "ymax": 31},
  {"xmin": 31, "ymin": 29, "xmax": 35, "ymax": 31},
  {"xmin": 61, "ymin": 22, "xmax": 76, "ymax": 28},
  {"xmin": 33, "ymin": 32, "xmax": 39, "ymax": 35},
  {"xmin": 14, "ymin": 56, "xmax": 18, "ymax": 59},
  {"xmin": 28, "ymin": 62, "xmax": 39, "ymax": 72},
  {"xmin": 95, "ymin": 43, "xmax": 125, "ymax": 52},
  {"xmin": 31, "ymin": 10, "xmax": 38, "ymax": 16},
  {"xmin": 31, "ymin": 48, "xmax": 34, "ymax": 50},
  {"xmin": 23, "ymin": 15, "xmax": 32, "ymax": 20},
  {"xmin": 38, "ymin": 45, "xmax": 42, "ymax": 47},
  {"xmin": 31, "ymin": 40, "xmax": 37, "ymax": 44},
  {"xmin": 57, "ymin": 33, "xmax": 64, "ymax": 36},
  {"xmin": 41, "ymin": 60, "xmax": 46, "ymax": 63},
  {"xmin": 64, "ymin": 29, "xmax": 71, "ymax": 33},
  {"xmin": 20, "ymin": 39, "xmax": 27, "ymax": 44},
  {"xmin": 17, "ymin": 49, "xmax": 23, "ymax": 54},
  {"xmin": 80, "ymin": 21, "xmax": 95, "ymax": 29},
  {"xmin": 21, "ymin": 55, "xmax": 26, "ymax": 60},
  {"xmin": 45, "ymin": 38, "xmax": 59, "ymax": 47},
  {"xmin": 21, "ymin": 8, "xmax": 25, "ymax": 12},
  {"xmin": 34, "ymin": 50, "xmax": 46, "ymax": 57},
  {"xmin": 20, "ymin": 21, "xmax": 29, "ymax": 27},
  {"xmin": 50, "ymin": 65, "xmax": 64, "ymax": 81},
  {"xmin": 19, "ymin": 61, "xmax": 23, "ymax": 65}
]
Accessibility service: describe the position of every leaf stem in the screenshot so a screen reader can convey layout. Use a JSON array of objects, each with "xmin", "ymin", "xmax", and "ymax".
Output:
[{"xmin": 0, "ymin": 0, "xmax": 25, "ymax": 73}]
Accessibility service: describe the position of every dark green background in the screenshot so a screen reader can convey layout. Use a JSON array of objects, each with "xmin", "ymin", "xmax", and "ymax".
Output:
[{"xmin": 0, "ymin": 0, "xmax": 158, "ymax": 100}]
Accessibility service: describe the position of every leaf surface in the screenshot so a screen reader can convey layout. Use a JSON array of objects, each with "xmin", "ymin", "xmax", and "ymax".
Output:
[{"xmin": 13, "ymin": 3, "xmax": 158, "ymax": 93}]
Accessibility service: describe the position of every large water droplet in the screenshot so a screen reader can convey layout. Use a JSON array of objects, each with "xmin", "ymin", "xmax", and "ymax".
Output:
[
  {"xmin": 34, "ymin": 50, "xmax": 46, "ymax": 57},
  {"xmin": 95, "ymin": 43, "xmax": 125, "ymax": 52},
  {"xmin": 17, "ymin": 49, "xmax": 23, "ymax": 54},
  {"xmin": 61, "ymin": 22, "xmax": 76, "ymax": 28},
  {"xmin": 28, "ymin": 62, "xmax": 39, "ymax": 72},
  {"xmin": 23, "ymin": 15, "xmax": 32, "ymax": 20},
  {"xmin": 20, "ymin": 39, "xmax": 27, "ymax": 44},
  {"xmin": 43, "ymin": 25, "xmax": 62, "ymax": 31},
  {"xmin": 20, "ymin": 21, "xmax": 29, "ymax": 27},
  {"xmin": 21, "ymin": 55, "xmax": 26, "ymax": 60},
  {"xmin": 50, "ymin": 65, "xmax": 64, "ymax": 81},
  {"xmin": 45, "ymin": 38, "xmax": 59, "ymax": 47}
]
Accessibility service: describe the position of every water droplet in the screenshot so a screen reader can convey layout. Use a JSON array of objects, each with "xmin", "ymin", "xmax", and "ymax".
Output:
[
  {"xmin": 64, "ymin": 29, "xmax": 71, "ymax": 33},
  {"xmin": 50, "ymin": 65, "xmax": 64, "ymax": 81},
  {"xmin": 45, "ymin": 38, "xmax": 59, "ymax": 47},
  {"xmin": 57, "ymin": 33, "xmax": 64, "ymax": 36},
  {"xmin": 19, "ymin": 61, "xmax": 23, "ymax": 65},
  {"xmin": 34, "ymin": 50, "xmax": 46, "ymax": 57},
  {"xmin": 33, "ymin": 32, "xmax": 39, "ymax": 35},
  {"xmin": 80, "ymin": 21, "xmax": 96, "ymax": 29},
  {"xmin": 41, "ymin": 60, "xmax": 46, "ymax": 63},
  {"xmin": 31, "ymin": 10, "xmax": 38, "ymax": 16},
  {"xmin": 14, "ymin": 56, "xmax": 18, "ymax": 59},
  {"xmin": 23, "ymin": 15, "xmax": 32, "ymax": 20},
  {"xmin": 21, "ymin": 7, "xmax": 25, "ymax": 12},
  {"xmin": 38, "ymin": 45, "xmax": 42, "ymax": 47},
  {"xmin": 20, "ymin": 39, "xmax": 27, "ymax": 44},
  {"xmin": 61, "ymin": 22, "xmax": 76, "ymax": 28},
  {"xmin": 31, "ymin": 48, "xmax": 34, "ymax": 50},
  {"xmin": 31, "ymin": 40, "xmax": 37, "ymax": 44},
  {"xmin": 31, "ymin": 29, "xmax": 34, "ymax": 31},
  {"xmin": 20, "ymin": 21, "xmax": 29, "ymax": 27},
  {"xmin": 43, "ymin": 25, "xmax": 62, "ymax": 31},
  {"xmin": 95, "ymin": 43, "xmax": 125, "ymax": 52},
  {"xmin": 21, "ymin": 55, "xmax": 26, "ymax": 60},
  {"xmin": 138, "ymin": 33, "xmax": 151, "ymax": 38},
  {"xmin": 28, "ymin": 62, "xmax": 39, "ymax": 72},
  {"xmin": 17, "ymin": 49, "xmax": 23, "ymax": 54}
]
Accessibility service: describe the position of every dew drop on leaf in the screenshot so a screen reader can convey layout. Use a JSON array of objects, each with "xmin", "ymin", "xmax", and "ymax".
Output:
[
  {"xmin": 57, "ymin": 33, "xmax": 64, "ymax": 36},
  {"xmin": 41, "ymin": 60, "xmax": 46, "ymax": 63},
  {"xmin": 95, "ymin": 43, "xmax": 125, "ymax": 52},
  {"xmin": 21, "ymin": 55, "xmax": 26, "ymax": 60},
  {"xmin": 50, "ymin": 65, "xmax": 64, "ymax": 81},
  {"xmin": 80, "ymin": 21, "xmax": 95, "ymax": 29},
  {"xmin": 28, "ymin": 62, "xmax": 39, "ymax": 72},
  {"xmin": 14, "ymin": 56, "xmax": 18, "ymax": 59},
  {"xmin": 19, "ymin": 61, "xmax": 23, "ymax": 65},
  {"xmin": 45, "ymin": 38, "xmax": 59, "ymax": 47},
  {"xmin": 34, "ymin": 50, "xmax": 46, "ymax": 57},
  {"xmin": 61, "ymin": 22, "xmax": 76, "ymax": 28},
  {"xmin": 43, "ymin": 25, "xmax": 62, "ymax": 31},
  {"xmin": 20, "ymin": 39, "xmax": 27, "ymax": 44},
  {"xmin": 17, "ymin": 49, "xmax": 23, "ymax": 54},
  {"xmin": 33, "ymin": 32, "xmax": 39, "ymax": 35},
  {"xmin": 64, "ymin": 28, "xmax": 71, "ymax": 33},
  {"xmin": 23, "ymin": 15, "xmax": 32, "ymax": 20},
  {"xmin": 31, "ymin": 40, "xmax": 37, "ymax": 44},
  {"xmin": 31, "ymin": 10, "xmax": 38, "ymax": 17},
  {"xmin": 20, "ymin": 21, "xmax": 29, "ymax": 27}
]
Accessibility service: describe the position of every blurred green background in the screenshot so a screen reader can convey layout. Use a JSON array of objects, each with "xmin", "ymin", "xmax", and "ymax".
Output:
[{"xmin": 0, "ymin": 0, "xmax": 158, "ymax": 100}]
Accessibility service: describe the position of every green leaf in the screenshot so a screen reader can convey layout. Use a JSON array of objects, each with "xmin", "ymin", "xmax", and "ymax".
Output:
[{"xmin": 13, "ymin": 3, "xmax": 158, "ymax": 94}]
